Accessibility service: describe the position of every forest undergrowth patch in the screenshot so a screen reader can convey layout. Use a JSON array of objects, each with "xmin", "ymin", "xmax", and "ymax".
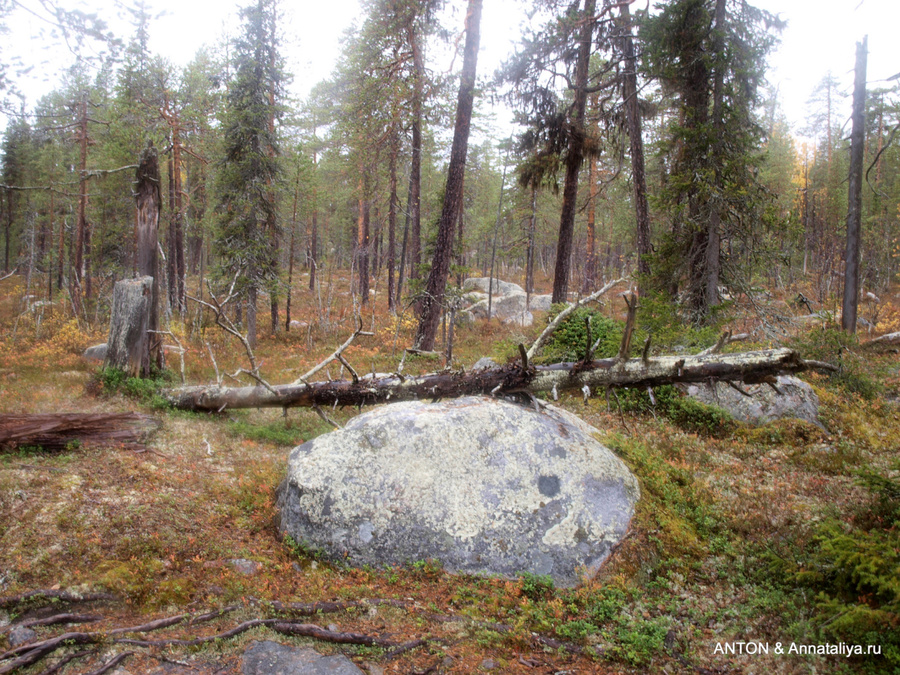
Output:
[{"xmin": 1, "ymin": 275, "xmax": 899, "ymax": 673}]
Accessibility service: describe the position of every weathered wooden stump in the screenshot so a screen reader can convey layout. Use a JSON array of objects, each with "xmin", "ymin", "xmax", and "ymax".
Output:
[{"xmin": 105, "ymin": 276, "xmax": 153, "ymax": 377}]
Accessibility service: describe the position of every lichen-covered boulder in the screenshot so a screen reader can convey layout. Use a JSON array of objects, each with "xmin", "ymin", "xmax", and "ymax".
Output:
[
  {"xmin": 462, "ymin": 277, "xmax": 525, "ymax": 296},
  {"xmin": 679, "ymin": 375, "xmax": 822, "ymax": 428},
  {"xmin": 277, "ymin": 396, "xmax": 638, "ymax": 587},
  {"xmin": 528, "ymin": 294, "xmax": 553, "ymax": 313},
  {"xmin": 467, "ymin": 292, "xmax": 533, "ymax": 326}
]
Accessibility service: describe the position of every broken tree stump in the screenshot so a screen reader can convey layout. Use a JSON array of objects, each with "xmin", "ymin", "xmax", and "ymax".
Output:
[{"xmin": 105, "ymin": 276, "xmax": 153, "ymax": 377}]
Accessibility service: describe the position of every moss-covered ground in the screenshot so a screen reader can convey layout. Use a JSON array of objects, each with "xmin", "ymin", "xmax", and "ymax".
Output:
[{"xmin": 1, "ymin": 272, "xmax": 898, "ymax": 674}]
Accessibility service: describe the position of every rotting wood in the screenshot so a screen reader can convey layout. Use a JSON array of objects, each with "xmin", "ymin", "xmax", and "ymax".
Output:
[
  {"xmin": 104, "ymin": 277, "xmax": 153, "ymax": 377},
  {"xmin": 0, "ymin": 413, "xmax": 160, "ymax": 451},
  {"xmin": 164, "ymin": 348, "xmax": 836, "ymax": 413}
]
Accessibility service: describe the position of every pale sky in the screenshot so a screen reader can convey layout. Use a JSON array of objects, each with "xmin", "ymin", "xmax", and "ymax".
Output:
[{"xmin": 3, "ymin": 0, "xmax": 899, "ymax": 140}]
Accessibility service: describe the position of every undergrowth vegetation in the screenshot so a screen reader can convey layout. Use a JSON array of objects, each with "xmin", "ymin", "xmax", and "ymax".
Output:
[{"xmin": 1, "ymin": 272, "xmax": 899, "ymax": 673}]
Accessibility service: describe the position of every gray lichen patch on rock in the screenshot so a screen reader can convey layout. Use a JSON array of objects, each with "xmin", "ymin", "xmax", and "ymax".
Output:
[{"xmin": 277, "ymin": 396, "xmax": 639, "ymax": 586}]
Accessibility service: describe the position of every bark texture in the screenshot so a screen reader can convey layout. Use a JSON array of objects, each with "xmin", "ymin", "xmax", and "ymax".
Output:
[
  {"xmin": 165, "ymin": 348, "xmax": 828, "ymax": 413},
  {"xmin": 105, "ymin": 277, "xmax": 153, "ymax": 377},
  {"xmin": 620, "ymin": 3, "xmax": 651, "ymax": 288},
  {"xmin": 413, "ymin": 0, "xmax": 482, "ymax": 350},
  {"xmin": 551, "ymin": 0, "xmax": 596, "ymax": 304},
  {"xmin": 0, "ymin": 413, "xmax": 160, "ymax": 451},
  {"xmin": 135, "ymin": 142, "xmax": 162, "ymax": 374},
  {"xmin": 842, "ymin": 37, "xmax": 867, "ymax": 333}
]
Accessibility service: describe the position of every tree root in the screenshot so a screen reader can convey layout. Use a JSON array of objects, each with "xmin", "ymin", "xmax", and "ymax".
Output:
[
  {"xmin": 0, "ymin": 594, "xmax": 588, "ymax": 673},
  {"xmin": 0, "ymin": 589, "xmax": 117, "ymax": 611}
]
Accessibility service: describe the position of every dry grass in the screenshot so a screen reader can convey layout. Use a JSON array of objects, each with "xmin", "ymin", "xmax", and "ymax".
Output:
[{"xmin": 1, "ymin": 270, "xmax": 899, "ymax": 674}]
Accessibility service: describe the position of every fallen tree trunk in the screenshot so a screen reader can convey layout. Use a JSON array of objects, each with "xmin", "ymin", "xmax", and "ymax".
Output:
[
  {"xmin": 164, "ymin": 348, "xmax": 834, "ymax": 413},
  {"xmin": 0, "ymin": 413, "xmax": 160, "ymax": 451},
  {"xmin": 863, "ymin": 331, "xmax": 900, "ymax": 348}
]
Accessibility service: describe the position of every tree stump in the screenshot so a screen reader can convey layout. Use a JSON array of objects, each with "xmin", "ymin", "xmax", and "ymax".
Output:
[{"xmin": 105, "ymin": 276, "xmax": 153, "ymax": 377}]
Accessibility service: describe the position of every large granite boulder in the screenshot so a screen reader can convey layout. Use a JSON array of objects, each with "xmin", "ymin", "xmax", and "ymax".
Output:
[
  {"xmin": 678, "ymin": 375, "xmax": 822, "ymax": 428},
  {"xmin": 467, "ymin": 293, "xmax": 533, "ymax": 327},
  {"xmin": 277, "ymin": 396, "xmax": 639, "ymax": 587},
  {"xmin": 528, "ymin": 294, "xmax": 553, "ymax": 313},
  {"xmin": 462, "ymin": 277, "xmax": 525, "ymax": 296}
]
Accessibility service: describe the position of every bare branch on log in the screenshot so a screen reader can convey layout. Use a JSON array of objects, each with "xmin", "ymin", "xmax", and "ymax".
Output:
[
  {"xmin": 641, "ymin": 335, "xmax": 652, "ymax": 365},
  {"xmin": 292, "ymin": 316, "xmax": 373, "ymax": 385},
  {"xmin": 187, "ymin": 274, "xmax": 276, "ymax": 394},
  {"xmin": 616, "ymin": 293, "xmax": 638, "ymax": 363},
  {"xmin": 527, "ymin": 278, "xmax": 624, "ymax": 360},
  {"xmin": 862, "ymin": 331, "xmax": 900, "ymax": 348},
  {"xmin": 697, "ymin": 331, "xmax": 750, "ymax": 356},
  {"xmin": 313, "ymin": 404, "xmax": 342, "ymax": 430}
]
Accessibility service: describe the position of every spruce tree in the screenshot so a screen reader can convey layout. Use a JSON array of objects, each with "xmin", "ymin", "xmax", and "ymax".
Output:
[
  {"xmin": 215, "ymin": 0, "xmax": 284, "ymax": 347},
  {"xmin": 642, "ymin": 0, "xmax": 781, "ymax": 323}
]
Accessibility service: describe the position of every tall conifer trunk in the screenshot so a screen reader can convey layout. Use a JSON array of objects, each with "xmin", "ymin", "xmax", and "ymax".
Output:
[
  {"xmin": 414, "ymin": 0, "xmax": 482, "ymax": 350},
  {"xmin": 551, "ymin": 0, "xmax": 596, "ymax": 304},
  {"xmin": 842, "ymin": 37, "xmax": 867, "ymax": 333},
  {"xmin": 620, "ymin": 2, "xmax": 651, "ymax": 291}
]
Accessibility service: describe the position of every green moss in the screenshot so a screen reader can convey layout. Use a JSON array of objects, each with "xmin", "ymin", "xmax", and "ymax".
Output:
[
  {"xmin": 96, "ymin": 366, "xmax": 173, "ymax": 409},
  {"xmin": 618, "ymin": 385, "xmax": 734, "ymax": 436},
  {"xmin": 790, "ymin": 328, "xmax": 882, "ymax": 400}
]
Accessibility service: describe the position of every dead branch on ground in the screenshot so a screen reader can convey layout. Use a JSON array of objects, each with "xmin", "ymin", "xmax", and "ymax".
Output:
[{"xmin": 0, "ymin": 594, "xmax": 586, "ymax": 674}]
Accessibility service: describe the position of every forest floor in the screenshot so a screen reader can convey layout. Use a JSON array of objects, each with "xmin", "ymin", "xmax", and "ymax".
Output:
[{"xmin": 0, "ymin": 271, "xmax": 898, "ymax": 675}]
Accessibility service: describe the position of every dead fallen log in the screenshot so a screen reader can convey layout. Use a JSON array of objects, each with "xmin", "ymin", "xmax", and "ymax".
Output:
[
  {"xmin": 862, "ymin": 331, "xmax": 900, "ymax": 348},
  {"xmin": 164, "ymin": 348, "xmax": 836, "ymax": 413},
  {"xmin": 0, "ymin": 413, "xmax": 160, "ymax": 451}
]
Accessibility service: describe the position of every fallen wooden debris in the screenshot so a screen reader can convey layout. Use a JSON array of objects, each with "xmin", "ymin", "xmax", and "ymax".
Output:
[
  {"xmin": 862, "ymin": 331, "xmax": 900, "ymax": 348},
  {"xmin": 164, "ymin": 348, "xmax": 836, "ymax": 413},
  {"xmin": 0, "ymin": 593, "xmax": 586, "ymax": 674},
  {"xmin": 0, "ymin": 413, "xmax": 160, "ymax": 451}
]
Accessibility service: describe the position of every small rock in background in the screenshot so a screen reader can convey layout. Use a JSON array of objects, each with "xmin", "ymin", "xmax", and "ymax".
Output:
[
  {"xmin": 7, "ymin": 625, "xmax": 37, "ymax": 646},
  {"xmin": 82, "ymin": 343, "xmax": 108, "ymax": 362},
  {"xmin": 242, "ymin": 640, "xmax": 363, "ymax": 675},
  {"xmin": 228, "ymin": 558, "xmax": 262, "ymax": 576},
  {"xmin": 471, "ymin": 357, "xmax": 498, "ymax": 371},
  {"xmin": 527, "ymin": 294, "xmax": 553, "ymax": 313}
]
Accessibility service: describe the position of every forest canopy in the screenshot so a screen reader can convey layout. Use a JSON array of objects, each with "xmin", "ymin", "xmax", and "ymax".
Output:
[{"xmin": 0, "ymin": 0, "xmax": 895, "ymax": 340}]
